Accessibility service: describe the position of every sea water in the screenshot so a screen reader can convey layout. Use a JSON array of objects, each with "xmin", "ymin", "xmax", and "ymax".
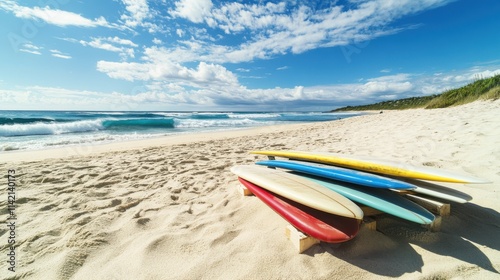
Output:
[{"xmin": 0, "ymin": 110, "xmax": 362, "ymax": 151}]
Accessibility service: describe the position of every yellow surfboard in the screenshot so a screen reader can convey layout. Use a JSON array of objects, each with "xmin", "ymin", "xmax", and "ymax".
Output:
[{"xmin": 250, "ymin": 150, "xmax": 490, "ymax": 184}]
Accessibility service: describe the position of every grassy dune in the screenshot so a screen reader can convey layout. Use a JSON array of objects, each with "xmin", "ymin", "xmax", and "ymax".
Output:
[{"xmin": 333, "ymin": 75, "xmax": 500, "ymax": 111}]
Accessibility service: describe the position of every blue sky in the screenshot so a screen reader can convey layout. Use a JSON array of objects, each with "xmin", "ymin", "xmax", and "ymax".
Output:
[{"xmin": 1, "ymin": 0, "xmax": 499, "ymax": 111}]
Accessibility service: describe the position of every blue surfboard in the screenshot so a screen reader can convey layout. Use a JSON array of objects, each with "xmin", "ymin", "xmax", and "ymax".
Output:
[
  {"xmin": 257, "ymin": 160, "xmax": 416, "ymax": 190},
  {"xmin": 291, "ymin": 172, "xmax": 435, "ymax": 224}
]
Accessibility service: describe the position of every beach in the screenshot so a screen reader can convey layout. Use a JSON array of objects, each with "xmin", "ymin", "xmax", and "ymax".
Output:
[{"xmin": 1, "ymin": 99, "xmax": 499, "ymax": 279}]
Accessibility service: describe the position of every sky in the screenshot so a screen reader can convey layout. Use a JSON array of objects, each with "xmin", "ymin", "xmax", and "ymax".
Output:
[{"xmin": 0, "ymin": 0, "xmax": 499, "ymax": 111}]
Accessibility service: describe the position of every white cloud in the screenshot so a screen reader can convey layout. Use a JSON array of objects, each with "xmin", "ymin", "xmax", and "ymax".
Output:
[
  {"xmin": 248, "ymin": 74, "xmax": 414, "ymax": 105},
  {"xmin": 22, "ymin": 43, "xmax": 41, "ymax": 50},
  {"xmin": 1, "ymin": 2, "xmax": 113, "ymax": 28},
  {"xmin": 360, "ymin": 80, "xmax": 413, "ymax": 96},
  {"xmin": 4, "ymin": 65, "xmax": 499, "ymax": 111},
  {"xmin": 84, "ymin": 0, "xmax": 470, "ymax": 110},
  {"xmin": 186, "ymin": 67, "xmax": 500, "ymax": 109},
  {"xmin": 95, "ymin": 64, "xmax": 417, "ymax": 108},
  {"xmin": 105, "ymin": 36, "xmax": 138, "ymax": 47},
  {"xmin": 19, "ymin": 49, "xmax": 42, "ymax": 55},
  {"xmin": 3, "ymin": 0, "xmax": 455, "ymax": 67},
  {"xmin": 161, "ymin": 0, "xmax": 454, "ymax": 65},
  {"xmin": 120, "ymin": 0, "xmax": 151, "ymax": 28},
  {"xmin": 415, "ymin": 68, "xmax": 500, "ymax": 95},
  {"xmin": 96, "ymin": 61, "xmax": 150, "ymax": 81},
  {"xmin": 440, "ymin": 69, "xmax": 500, "ymax": 84},
  {"xmin": 142, "ymin": 45, "xmax": 201, "ymax": 64},
  {"xmin": 50, "ymin": 49, "xmax": 72, "ymax": 59},
  {"xmin": 52, "ymin": 53, "xmax": 71, "ymax": 59},
  {"xmin": 169, "ymin": 0, "xmax": 213, "ymax": 24},
  {"xmin": 206, "ymin": 2, "xmax": 287, "ymax": 33},
  {"xmin": 19, "ymin": 42, "xmax": 42, "ymax": 55},
  {"xmin": 0, "ymin": 87, "xmax": 105, "ymax": 109},
  {"xmin": 0, "ymin": 85, "xmax": 210, "ymax": 111},
  {"xmin": 79, "ymin": 37, "xmax": 138, "ymax": 59},
  {"xmin": 97, "ymin": 60, "xmax": 239, "ymax": 87},
  {"xmin": 3, "ymin": 0, "xmax": 476, "ymax": 111}
]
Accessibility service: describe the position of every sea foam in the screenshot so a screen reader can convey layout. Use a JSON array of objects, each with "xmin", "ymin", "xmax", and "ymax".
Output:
[{"xmin": 0, "ymin": 120, "xmax": 104, "ymax": 137}]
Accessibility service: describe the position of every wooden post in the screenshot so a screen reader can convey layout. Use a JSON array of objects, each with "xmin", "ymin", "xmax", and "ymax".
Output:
[
  {"xmin": 363, "ymin": 217, "xmax": 377, "ymax": 231},
  {"xmin": 406, "ymin": 194, "xmax": 451, "ymax": 216},
  {"xmin": 285, "ymin": 225, "xmax": 320, "ymax": 253},
  {"xmin": 360, "ymin": 206, "xmax": 384, "ymax": 217},
  {"xmin": 405, "ymin": 194, "xmax": 450, "ymax": 232},
  {"xmin": 238, "ymin": 185, "xmax": 254, "ymax": 196},
  {"xmin": 426, "ymin": 216, "xmax": 443, "ymax": 232}
]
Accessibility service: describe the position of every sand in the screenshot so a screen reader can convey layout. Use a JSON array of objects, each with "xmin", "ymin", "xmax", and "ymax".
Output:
[{"xmin": 1, "ymin": 99, "xmax": 499, "ymax": 280}]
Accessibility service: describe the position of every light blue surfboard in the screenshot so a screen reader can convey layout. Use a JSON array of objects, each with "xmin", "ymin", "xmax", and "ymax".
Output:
[
  {"xmin": 290, "ymin": 172, "xmax": 435, "ymax": 224},
  {"xmin": 257, "ymin": 160, "xmax": 416, "ymax": 190}
]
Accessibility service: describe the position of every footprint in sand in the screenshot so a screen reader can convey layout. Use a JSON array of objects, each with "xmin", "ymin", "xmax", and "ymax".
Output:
[
  {"xmin": 209, "ymin": 230, "xmax": 241, "ymax": 248},
  {"xmin": 136, "ymin": 218, "xmax": 151, "ymax": 225},
  {"xmin": 63, "ymin": 211, "xmax": 90, "ymax": 223},
  {"xmin": 39, "ymin": 203, "xmax": 58, "ymax": 211}
]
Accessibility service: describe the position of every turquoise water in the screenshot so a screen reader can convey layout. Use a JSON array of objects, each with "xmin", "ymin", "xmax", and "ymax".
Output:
[{"xmin": 0, "ymin": 110, "xmax": 362, "ymax": 151}]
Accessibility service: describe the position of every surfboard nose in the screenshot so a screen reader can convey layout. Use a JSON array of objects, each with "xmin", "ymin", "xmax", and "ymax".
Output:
[{"xmin": 231, "ymin": 165, "xmax": 364, "ymax": 220}]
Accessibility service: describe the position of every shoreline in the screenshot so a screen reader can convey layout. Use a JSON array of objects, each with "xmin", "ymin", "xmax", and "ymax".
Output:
[
  {"xmin": 1, "ymin": 121, "xmax": 330, "ymax": 163},
  {"xmin": 1, "ymin": 100, "xmax": 499, "ymax": 279},
  {"xmin": 0, "ymin": 110, "xmax": 364, "ymax": 155}
]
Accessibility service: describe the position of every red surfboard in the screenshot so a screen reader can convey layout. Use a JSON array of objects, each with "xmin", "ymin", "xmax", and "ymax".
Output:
[{"xmin": 238, "ymin": 177, "xmax": 361, "ymax": 243}]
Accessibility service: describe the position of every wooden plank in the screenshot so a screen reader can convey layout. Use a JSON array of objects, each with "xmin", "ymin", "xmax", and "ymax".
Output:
[
  {"xmin": 392, "ymin": 190, "xmax": 414, "ymax": 195},
  {"xmin": 363, "ymin": 217, "xmax": 377, "ymax": 231},
  {"xmin": 238, "ymin": 184, "xmax": 254, "ymax": 196},
  {"xmin": 360, "ymin": 206, "xmax": 384, "ymax": 217},
  {"xmin": 285, "ymin": 225, "xmax": 320, "ymax": 253},
  {"xmin": 426, "ymin": 216, "xmax": 443, "ymax": 232},
  {"xmin": 406, "ymin": 194, "xmax": 451, "ymax": 216}
]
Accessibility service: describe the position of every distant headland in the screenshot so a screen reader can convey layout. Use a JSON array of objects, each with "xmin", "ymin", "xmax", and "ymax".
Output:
[{"xmin": 332, "ymin": 74, "xmax": 500, "ymax": 112}]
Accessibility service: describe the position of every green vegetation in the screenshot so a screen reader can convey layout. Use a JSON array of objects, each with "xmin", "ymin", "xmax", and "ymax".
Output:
[
  {"xmin": 332, "ymin": 74, "xmax": 500, "ymax": 111},
  {"xmin": 332, "ymin": 95, "xmax": 437, "ymax": 111},
  {"xmin": 425, "ymin": 74, "xmax": 500, "ymax": 108}
]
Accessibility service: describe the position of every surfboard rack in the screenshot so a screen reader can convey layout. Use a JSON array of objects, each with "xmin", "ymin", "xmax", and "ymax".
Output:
[
  {"xmin": 360, "ymin": 197, "xmax": 450, "ymax": 232},
  {"xmin": 405, "ymin": 194, "xmax": 450, "ymax": 232},
  {"xmin": 362, "ymin": 217, "xmax": 377, "ymax": 231},
  {"xmin": 285, "ymin": 225, "xmax": 320, "ymax": 253},
  {"xmin": 239, "ymin": 184, "xmax": 319, "ymax": 253},
  {"xmin": 237, "ymin": 185, "xmax": 450, "ymax": 253},
  {"xmin": 239, "ymin": 184, "xmax": 375, "ymax": 253},
  {"xmin": 406, "ymin": 194, "xmax": 451, "ymax": 217},
  {"xmin": 238, "ymin": 184, "xmax": 254, "ymax": 196}
]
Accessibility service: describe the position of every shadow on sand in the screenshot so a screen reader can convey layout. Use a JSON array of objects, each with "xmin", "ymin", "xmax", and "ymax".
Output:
[{"xmin": 304, "ymin": 202, "xmax": 500, "ymax": 277}]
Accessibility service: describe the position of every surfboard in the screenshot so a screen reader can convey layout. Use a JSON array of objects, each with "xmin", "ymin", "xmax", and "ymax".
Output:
[
  {"xmin": 294, "ymin": 173, "xmax": 435, "ymax": 224},
  {"xmin": 238, "ymin": 178, "xmax": 361, "ymax": 243},
  {"xmin": 256, "ymin": 160, "xmax": 416, "ymax": 190},
  {"xmin": 397, "ymin": 178, "xmax": 473, "ymax": 203},
  {"xmin": 251, "ymin": 150, "xmax": 490, "ymax": 184},
  {"xmin": 230, "ymin": 165, "xmax": 363, "ymax": 219}
]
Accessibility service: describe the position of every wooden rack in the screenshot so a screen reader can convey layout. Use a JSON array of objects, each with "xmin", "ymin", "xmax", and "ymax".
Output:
[{"xmin": 238, "ymin": 184, "xmax": 450, "ymax": 253}]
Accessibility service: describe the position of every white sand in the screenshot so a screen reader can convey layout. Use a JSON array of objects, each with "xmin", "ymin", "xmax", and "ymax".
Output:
[{"xmin": 1, "ymin": 100, "xmax": 499, "ymax": 279}]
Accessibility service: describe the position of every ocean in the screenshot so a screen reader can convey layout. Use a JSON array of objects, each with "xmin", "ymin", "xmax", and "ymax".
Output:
[{"xmin": 0, "ymin": 110, "xmax": 362, "ymax": 151}]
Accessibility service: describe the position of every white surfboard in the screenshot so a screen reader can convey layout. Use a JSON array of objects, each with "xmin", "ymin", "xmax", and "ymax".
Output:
[
  {"xmin": 230, "ymin": 165, "xmax": 363, "ymax": 219},
  {"xmin": 399, "ymin": 179, "xmax": 473, "ymax": 203}
]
